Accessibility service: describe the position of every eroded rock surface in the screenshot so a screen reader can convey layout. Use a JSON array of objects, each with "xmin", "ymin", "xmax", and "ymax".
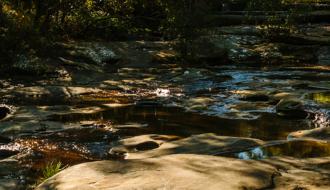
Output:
[
  {"xmin": 37, "ymin": 154, "xmax": 276, "ymax": 190},
  {"xmin": 36, "ymin": 154, "xmax": 330, "ymax": 190},
  {"xmin": 112, "ymin": 133, "xmax": 265, "ymax": 159}
]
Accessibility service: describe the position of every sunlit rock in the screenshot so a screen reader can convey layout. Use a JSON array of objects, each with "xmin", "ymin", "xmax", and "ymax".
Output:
[
  {"xmin": 64, "ymin": 42, "xmax": 119, "ymax": 66},
  {"xmin": 123, "ymin": 133, "xmax": 265, "ymax": 159},
  {"xmin": 155, "ymin": 88, "xmax": 170, "ymax": 97},
  {"xmin": 37, "ymin": 154, "xmax": 275, "ymax": 190}
]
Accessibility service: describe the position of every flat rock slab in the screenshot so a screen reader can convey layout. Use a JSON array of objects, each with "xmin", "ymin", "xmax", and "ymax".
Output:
[
  {"xmin": 115, "ymin": 133, "xmax": 265, "ymax": 159},
  {"xmin": 37, "ymin": 154, "xmax": 276, "ymax": 190},
  {"xmin": 36, "ymin": 154, "xmax": 330, "ymax": 190}
]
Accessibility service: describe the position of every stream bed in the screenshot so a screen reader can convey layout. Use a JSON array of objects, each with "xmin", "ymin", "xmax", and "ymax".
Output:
[{"xmin": 0, "ymin": 64, "xmax": 329, "ymax": 189}]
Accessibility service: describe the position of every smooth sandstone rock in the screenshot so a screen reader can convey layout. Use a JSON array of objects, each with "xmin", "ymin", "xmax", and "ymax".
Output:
[
  {"xmin": 37, "ymin": 154, "xmax": 276, "ymax": 190},
  {"xmin": 110, "ymin": 133, "xmax": 264, "ymax": 160}
]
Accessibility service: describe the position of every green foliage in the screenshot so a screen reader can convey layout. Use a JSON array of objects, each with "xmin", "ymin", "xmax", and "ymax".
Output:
[
  {"xmin": 246, "ymin": 0, "xmax": 301, "ymax": 38},
  {"xmin": 41, "ymin": 161, "xmax": 66, "ymax": 181},
  {"xmin": 0, "ymin": 0, "xmax": 324, "ymax": 65},
  {"xmin": 164, "ymin": 0, "xmax": 211, "ymax": 61}
]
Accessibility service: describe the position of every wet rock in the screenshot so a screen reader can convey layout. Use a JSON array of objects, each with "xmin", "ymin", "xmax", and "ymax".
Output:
[
  {"xmin": 253, "ymin": 43, "xmax": 283, "ymax": 63},
  {"xmin": 0, "ymin": 150, "xmax": 19, "ymax": 159},
  {"xmin": 37, "ymin": 154, "xmax": 276, "ymax": 190},
  {"xmin": 232, "ymin": 140, "xmax": 330, "ymax": 159},
  {"xmin": 193, "ymin": 37, "xmax": 228, "ymax": 63},
  {"xmin": 269, "ymin": 156, "xmax": 330, "ymax": 190},
  {"xmin": 185, "ymin": 97, "xmax": 215, "ymax": 111},
  {"xmin": 276, "ymin": 99, "xmax": 308, "ymax": 119},
  {"xmin": 0, "ymin": 159, "xmax": 19, "ymax": 176},
  {"xmin": 61, "ymin": 42, "xmax": 119, "ymax": 66},
  {"xmin": 211, "ymin": 34, "xmax": 262, "ymax": 63},
  {"xmin": 270, "ymin": 92, "xmax": 297, "ymax": 104},
  {"xmin": 108, "ymin": 147, "xmax": 129, "ymax": 159},
  {"xmin": 0, "ymin": 179, "xmax": 21, "ymax": 190},
  {"xmin": 240, "ymin": 93, "xmax": 269, "ymax": 102},
  {"xmin": 235, "ymin": 90, "xmax": 270, "ymax": 102},
  {"xmin": 0, "ymin": 106, "xmax": 11, "ymax": 121},
  {"xmin": 227, "ymin": 102, "xmax": 271, "ymax": 113},
  {"xmin": 152, "ymin": 50, "xmax": 179, "ymax": 63},
  {"xmin": 288, "ymin": 127, "xmax": 330, "ymax": 141}
]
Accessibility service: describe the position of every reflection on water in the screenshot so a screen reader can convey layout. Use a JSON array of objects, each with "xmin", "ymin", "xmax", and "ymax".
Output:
[
  {"xmin": 233, "ymin": 140, "xmax": 330, "ymax": 160},
  {"xmin": 311, "ymin": 92, "xmax": 330, "ymax": 104},
  {"xmin": 48, "ymin": 105, "xmax": 312, "ymax": 141}
]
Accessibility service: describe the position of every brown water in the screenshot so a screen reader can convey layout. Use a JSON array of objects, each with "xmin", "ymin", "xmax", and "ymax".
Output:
[{"xmin": 48, "ymin": 105, "xmax": 312, "ymax": 141}]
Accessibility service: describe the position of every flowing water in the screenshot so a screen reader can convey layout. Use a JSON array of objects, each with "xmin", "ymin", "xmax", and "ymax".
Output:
[{"xmin": 0, "ymin": 65, "xmax": 330, "ymax": 188}]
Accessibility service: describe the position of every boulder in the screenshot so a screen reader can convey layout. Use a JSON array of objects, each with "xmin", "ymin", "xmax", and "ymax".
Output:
[
  {"xmin": 60, "ymin": 42, "xmax": 119, "ymax": 66},
  {"xmin": 276, "ymin": 99, "xmax": 308, "ymax": 119},
  {"xmin": 37, "ymin": 154, "xmax": 276, "ymax": 190}
]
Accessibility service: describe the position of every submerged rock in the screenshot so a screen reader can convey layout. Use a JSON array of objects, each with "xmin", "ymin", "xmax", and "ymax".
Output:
[
  {"xmin": 185, "ymin": 97, "xmax": 215, "ymax": 111},
  {"xmin": 240, "ymin": 92, "xmax": 269, "ymax": 102},
  {"xmin": 276, "ymin": 99, "xmax": 308, "ymax": 119}
]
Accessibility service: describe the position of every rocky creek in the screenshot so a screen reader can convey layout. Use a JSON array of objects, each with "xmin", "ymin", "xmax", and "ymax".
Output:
[{"xmin": 1, "ymin": 25, "xmax": 330, "ymax": 189}]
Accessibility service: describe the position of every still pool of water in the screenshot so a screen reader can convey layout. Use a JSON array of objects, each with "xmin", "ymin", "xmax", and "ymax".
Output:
[
  {"xmin": 48, "ymin": 105, "xmax": 313, "ymax": 141},
  {"xmin": 225, "ymin": 140, "xmax": 330, "ymax": 160}
]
